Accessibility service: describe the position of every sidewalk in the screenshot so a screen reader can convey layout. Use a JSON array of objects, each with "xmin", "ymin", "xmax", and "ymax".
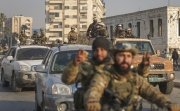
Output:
[{"xmin": 174, "ymin": 79, "xmax": 180, "ymax": 88}]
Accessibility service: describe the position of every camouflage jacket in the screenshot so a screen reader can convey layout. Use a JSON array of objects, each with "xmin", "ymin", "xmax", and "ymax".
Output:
[
  {"xmin": 84, "ymin": 65, "xmax": 171, "ymax": 111},
  {"xmin": 86, "ymin": 23, "xmax": 97, "ymax": 37},
  {"xmin": 62, "ymin": 59, "xmax": 149, "ymax": 89},
  {"xmin": 68, "ymin": 31, "xmax": 78, "ymax": 41},
  {"xmin": 62, "ymin": 59, "xmax": 112, "ymax": 90}
]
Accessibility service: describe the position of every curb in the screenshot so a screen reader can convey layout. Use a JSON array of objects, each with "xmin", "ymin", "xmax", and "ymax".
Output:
[{"xmin": 174, "ymin": 81, "xmax": 180, "ymax": 88}]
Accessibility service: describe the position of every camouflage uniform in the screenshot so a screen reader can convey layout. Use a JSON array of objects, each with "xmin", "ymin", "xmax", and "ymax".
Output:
[
  {"xmin": 87, "ymin": 17, "xmax": 98, "ymax": 39},
  {"xmin": 84, "ymin": 65, "xmax": 172, "ymax": 111},
  {"xmin": 62, "ymin": 58, "xmax": 150, "ymax": 111},
  {"xmin": 62, "ymin": 58, "xmax": 112, "ymax": 110},
  {"xmin": 114, "ymin": 24, "xmax": 125, "ymax": 38},
  {"xmin": 125, "ymin": 28, "xmax": 135, "ymax": 38},
  {"xmin": 87, "ymin": 22, "xmax": 109, "ymax": 45},
  {"xmin": 62, "ymin": 37, "xmax": 113, "ymax": 110},
  {"xmin": 68, "ymin": 30, "xmax": 78, "ymax": 44}
]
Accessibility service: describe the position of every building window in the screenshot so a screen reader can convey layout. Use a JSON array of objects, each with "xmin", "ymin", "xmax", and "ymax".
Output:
[
  {"xmin": 179, "ymin": 18, "xmax": 180, "ymax": 36},
  {"xmin": 128, "ymin": 23, "xmax": 132, "ymax": 28},
  {"xmin": 53, "ymin": 23, "xmax": 62, "ymax": 28},
  {"xmin": 65, "ymin": 25, "xmax": 70, "ymax": 28},
  {"xmin": 73, "ymin": 15, "xmax": 77, "ymax": 18},
  {"xmin": 82, "ymin": 6, "xmax": 87, "ymax": 10},
  {"xmin": 54, "ymin": 13, "xmax": 59, "ymax": 17},
  {"xmin": 158, "ymin": 19, "xmax": 162, "ymax": 37},
  {"xmin": 72, "ymin": 6, "xmax": 78, "ymax": 9},
  {"xmin": 54, "ymin": 3, "xmax": 62, "ymax": 10},
  {"xmin": 59, "ymin": 22, "xmax": 62, "ymax": 28},
  {"xmin": 137, "ymin": 22, "xmax": 140, "ymax": 38},
  {"xmin": 149, "ymin": 20, "xmax": 154, "ymax": 37},
  {"xmin": 65, "ymin": 15, "xmax": 70, "ymax": 18},
  {"xmin": 81, "ymin": 14, "xmax": 87, "ymax": 19},
  {"xmin": 53, "ymin": 25, "xmax": 59, "ymax": 28},
  {"xmin": 110, "ymin": 25, "xmax": 114, "ymax": 38},
  {"xmin": 65, "ymin": 6, "xmax": 69, "ymax": 9},
  {"xmin": 59, "ymin": 31, "xmax": 62, "ymax": 37},
  {"xmin": 82, "ymin": 25, "xmax": 87, "ymax": 28}
]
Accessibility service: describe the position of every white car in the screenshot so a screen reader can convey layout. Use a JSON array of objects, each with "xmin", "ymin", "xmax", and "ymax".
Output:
[{"xmin": 1, "ymin": 45, "xmax": 49, "ymax": 92}]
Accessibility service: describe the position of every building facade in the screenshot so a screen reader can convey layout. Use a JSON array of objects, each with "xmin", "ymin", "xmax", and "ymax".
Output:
[
  {"xmin": 104, "ymin": 6, "xmax": 180, "ymax": 53},
  {"xmin": 45, "ymin": 0, "xmax": 105, "ymax": 42},
  {"xmin": 6, "ymin": 16, "xmax": 33, "ymax": 38}
]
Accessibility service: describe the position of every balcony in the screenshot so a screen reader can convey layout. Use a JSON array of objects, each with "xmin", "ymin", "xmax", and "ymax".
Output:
[
  {"xmin": 80, "ymin": 9, "xmax": 87, "ymax": 13},
  {"xmin": 80, "ymin": 18, "xmax": 87, "ymax": 22},
  {"xmin": 53, "ymin": 18, "xmax": 62, "ymax": 22},
  {"xmin": 49, "ymin": 0, "xmax": 63, "ymax": 4},
  {"xmin": 49, "ymin": 28, "xmax": 62, "ymax": 32},
  {"xmin": 80, "ymin": 0, "xmax": 87, "ymax": 4}
]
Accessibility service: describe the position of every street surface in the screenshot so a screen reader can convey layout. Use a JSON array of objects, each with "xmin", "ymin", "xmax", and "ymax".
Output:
[{"xmin": 0, "ymin": 72, "xmax": 179, "ymax": 111}]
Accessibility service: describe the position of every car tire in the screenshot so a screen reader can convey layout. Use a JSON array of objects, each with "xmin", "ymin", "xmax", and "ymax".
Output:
[
  {"xmin": 41, "ymin": 93, "xmax": 46, "ymax": 111},
  {"xmin": 35, "ymin": 89, "xmax": 42, "ymax": 111},
  {"xmin": 11, "ymin": 74, "xmax": 22, "ymax": 92},
  {"xmin": 159, "ymin": 81, "xmax": 174, "ymax": 94},
  {"xmin": 1, "ymin": 70, "xmax": 9, "ymax": 87}
]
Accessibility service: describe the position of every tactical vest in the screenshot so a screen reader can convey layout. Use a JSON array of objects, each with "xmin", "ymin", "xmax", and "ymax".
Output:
[
  {"xmin": 74, "ymin": 60, "xmax": 112, "ymax": 110},
  {"xmin": 107, "ymin": 71, "xmax": 139, "ymax": 111}
]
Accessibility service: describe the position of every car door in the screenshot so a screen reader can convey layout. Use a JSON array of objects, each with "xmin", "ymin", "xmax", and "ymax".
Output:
[
  {"xmin": 3, "ymin": 48, "xmax": 16, "ymax": 81},
  {"xmin": 36, "ymin": 50, "xmax": 53, "ymax": 105},
  {"xmin": 5, "ymin": 48, "xmax": 16, "ymax": 81}
]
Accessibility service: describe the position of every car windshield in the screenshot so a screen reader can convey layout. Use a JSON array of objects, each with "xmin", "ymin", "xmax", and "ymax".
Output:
[
  {"xmin": 50, "ymin": 50, "xmax": 92, "ymax": 74},
  {"xmin": 16, "ymin": 48, "xmax": 49, "ymax": 60},
  {"xmin": 115, "ymin": 41, "xmax": 155, "ymax": 54}
]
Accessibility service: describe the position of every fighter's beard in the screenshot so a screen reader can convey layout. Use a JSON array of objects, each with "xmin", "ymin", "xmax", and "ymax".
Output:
[{"xmin": 114, "ymin": 63, "xmax": 131, "ymax": 75}]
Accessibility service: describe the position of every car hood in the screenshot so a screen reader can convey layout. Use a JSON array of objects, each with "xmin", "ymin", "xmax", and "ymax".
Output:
[
  {"xmin": 17, "ymin": 60, "xmax": 43, "ymax": 66},
  {"xmin": 48, "ymin": 74, "xmax": 62, "ymax": 83},
  {"xmin": 132, "ymin": 55, "xmax": 173, "ymax": 71}
]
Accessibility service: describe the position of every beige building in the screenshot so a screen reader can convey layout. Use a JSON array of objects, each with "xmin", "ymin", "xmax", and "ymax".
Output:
[
  {"xmin": 6, "ymin": 16, "xmax": 33, "ymax": 38},
  {"xmin": 45, "ymin": 0, "xmax": 105, "ymax": 42},
  {"xmin": 104, "ymin": 6, "xmax": 180, "ymax": 53}
]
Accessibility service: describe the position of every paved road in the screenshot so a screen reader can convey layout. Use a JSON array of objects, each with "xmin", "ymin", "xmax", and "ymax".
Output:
[
  {"xmin": 0, "ymin": 76, "xmax": 180, "ymax": 111},
  {"xmin": 0, "ymin": 83, "xmax": 35, "ymax": 111}
]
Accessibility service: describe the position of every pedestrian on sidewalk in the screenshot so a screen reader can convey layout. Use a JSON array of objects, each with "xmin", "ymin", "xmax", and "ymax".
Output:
[{"xmin": 172, "ymin": 49, "xmax": 179, "ymax": 69}]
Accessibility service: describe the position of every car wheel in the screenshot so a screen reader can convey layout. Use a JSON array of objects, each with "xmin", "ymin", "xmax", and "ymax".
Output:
[
  {"xmin": 11, "ymin": 74, "xmax": 22, "ymax": 92},
  {"xmin": 35, "ymin": 89, "xmax": 42, "ymax": 111},
  {"xmin": 41, "ymin": 93, "xmax": 46, "ymax": 111},
  {"xmin": 1, "ymin": 70, "xmax": 9, "ymax": 87},
  {"xmin": 159, "ymin": 81, "xmax": 174, "ymax": 94}
]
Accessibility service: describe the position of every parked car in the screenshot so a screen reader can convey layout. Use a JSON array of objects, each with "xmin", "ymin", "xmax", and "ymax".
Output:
[
  {"xmin": 35, "ymin": 44, "xmax": 91, "ymax": 111},
  {"xmin": 1, "ymin": 45, "xmax": 49, "ymax": 92},
  {"xmin": 113, "ymin": 38, "xmax": 175, "ymax": 94}
]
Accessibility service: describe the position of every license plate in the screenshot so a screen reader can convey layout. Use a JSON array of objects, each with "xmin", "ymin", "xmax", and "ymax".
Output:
[{"xmin": 148, "ymin": 77, "xmax": 159, "ymax": 82}]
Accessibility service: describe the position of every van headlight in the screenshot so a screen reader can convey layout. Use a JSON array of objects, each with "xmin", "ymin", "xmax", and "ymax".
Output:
[
  {"xmin": 52, "ymin": 84, "xmax": 71, "ymax": 95},
  {"xmin": 20, "ymin": 65, "xmax": 30, "ymax": 71}
]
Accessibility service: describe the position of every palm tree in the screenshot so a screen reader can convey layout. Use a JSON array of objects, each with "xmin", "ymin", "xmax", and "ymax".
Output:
[
  {"xmin": 0, "ymin": 13, "xmax": 7, "ymax": 37},
  {"xmin": 21, "ymin": 25, "xmax": 28, "ymax": 35}
]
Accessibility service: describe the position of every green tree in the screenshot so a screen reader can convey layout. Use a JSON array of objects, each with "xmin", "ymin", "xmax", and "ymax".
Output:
[
  {"xmin": 39, "ymin": 28, "xmax": 47, "ymax": 45},
  {"xmin": 19, "ymin": 25, "xmax": 28, "ymax": 45},
  {"xmin": 31, "ymin": 30, "xmax": 39, "ymax": 45},
  {"xmin": 21, "ymin": 25, "xmax": 28, "ymax": 35}
]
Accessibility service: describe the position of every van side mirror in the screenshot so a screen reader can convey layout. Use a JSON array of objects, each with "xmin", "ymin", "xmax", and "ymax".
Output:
[
  {"xmin": 7, "ymin": 56, "xmax": 14, "ymax": 61},
  {"xmin": 35, "ymin": 65, "xmax": 46, "ymax": 73}
]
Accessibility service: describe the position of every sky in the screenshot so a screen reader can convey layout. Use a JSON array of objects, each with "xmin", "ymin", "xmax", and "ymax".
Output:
[{"xmin": 0, "ymin": 0, "xmax": 180, "ymax": 29}]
